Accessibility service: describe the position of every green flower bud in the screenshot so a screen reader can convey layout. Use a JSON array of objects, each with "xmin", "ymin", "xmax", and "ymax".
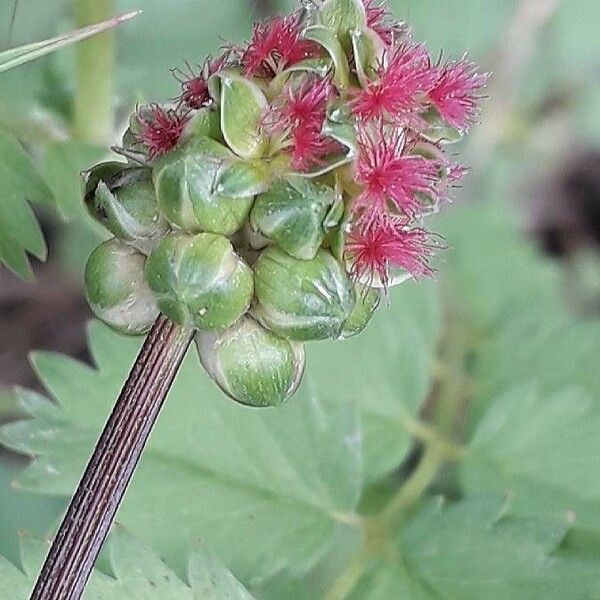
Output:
[
  {"xmin": 85, "ymin": 239, "xmax": 159, "ymax": 335},
  {"xmin": 153, "ymin": 137, "xmax": 254, "ymax": 235},
  {"xmin": 145, "ymin": 233, "xmax": 253, "ymax": 330},
  {"xmin": 340, "ymin": 285, "xmax": 380, "ymax": 339},
  {"xmin": 85, "ymin": 163, "xmax": 169, "ymax": 254},
  {"xmin": 250, "ymin": 177, "xmax": 341, "ymax": 260},
  {"xmin": 252, "ymin": 248, "xmax": 356, "ymax": 341},
  {"xmin": 196, "ymin": 316, "xmax": 305, "ymax": 408}
]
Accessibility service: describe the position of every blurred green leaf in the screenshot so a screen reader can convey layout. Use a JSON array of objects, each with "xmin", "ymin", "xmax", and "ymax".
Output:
[
  {"xmin": 0, "ymin": 12, "xmax": 139, "ymax": 74},
  {"xmin": 0, "ymin": 322, "xmax": 363, "ymax": 584},
  {"xmin": 351, "ymin": 496, "xmax": 600, "ymax": 600},
  {"xmin": 0, "ymin": 128, "xmax": 51, "ymax": 278},
  {"xmin": 307, "ymin": 281, "xmax": 441, "ymax": 482},
  {"xmin": 462, "ymin": 385, "xmax": 600, "ymax": 534},
  {"xmin": 0, "ymin": 526, "xmax": 255, "ymax": 599},
  {"xmin": 43, "ymin": 141, "xmax": 106, "ymax": 220},
  {"xmin": 0, "ymin": 454, "xmax": 63, "ymax": 567}
]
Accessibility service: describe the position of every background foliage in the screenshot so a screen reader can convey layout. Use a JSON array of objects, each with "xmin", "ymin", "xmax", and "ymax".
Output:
[{"xmin": 0, "ymin": 0, "xmax": 600, "ymax": 598}]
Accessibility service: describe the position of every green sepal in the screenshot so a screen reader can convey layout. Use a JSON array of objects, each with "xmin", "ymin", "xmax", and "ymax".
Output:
[
  {"xmin": 303, "ymin": 25, "xmax": 350, "ymax": 89},
  {"xmin": 211, "ymin": 70, "xmax": 269, "ymax": 159},
  {"xmin": 250, "ymin": 177, "xmax": 340, "ymax": 260},
  {"xmin": 340, "ymin": 284, "xmax": 380, "ymax": 338},
  {"xmin": 152, "ymin": 137, "xmax": 254, "ymax": 235},
  {"xmin": 85, "ymin": 163, "xmax": 169, "ymax": 254},
  {"xmin": 215, "ymin": 159, "xmax": 271, "ymax": 198},
  {"xmin": 351, "ymin": 26, "xmax": 386, "ymax": 87},
  {"xmin": 252, "ymin": 248, "xmax": 356, "ymax": 341},
  {"xmin": 144, "ymin": 233, "xmax": 253, "ymax": 331},
  {"xmin": 85, "ymin": 239, "xmax": 159, "ymax": 335},
  {"xmin": 196, "ymin": 316, "xmax": 305, "ymax": 408},
  {"xmin": 316, "ymin": 0, "xmax": 367, "ymax": 49}
]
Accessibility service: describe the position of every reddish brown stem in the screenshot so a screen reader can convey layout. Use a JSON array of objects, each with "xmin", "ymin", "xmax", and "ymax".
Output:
[{"xmin": 29, "ymin": 315, "xmax": 194, "ymax": 600}]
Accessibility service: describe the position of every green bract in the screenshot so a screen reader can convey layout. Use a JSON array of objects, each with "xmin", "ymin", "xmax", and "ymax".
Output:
[
  {"xmin": 85, "ymin": 239, "xmax": 159, "ymax": 335},
  {"xmin": 153, "ymin": 137, "xmax": 254, "ymax": 235},
  {"xmin": 252, "ymin": 247, "xmax": 356, "ymax": 341},
  {"xmin": 144, "ymin": 233, "xmax": 253, "ymax": 330},
  {"xmin": 215, "ymin": 159, "xmax": 271, "ymax": 199},
  {"xmin": 317, "ymin": 0, "xmax": 367, "ymax": 49},
  {"xmin": 250, "ymin": 177, "xmax": 341, "ymax": 260},
  {"xmin": 85, "ymin": 163, "xmax": 169, "ymax": 254},
  {"xmin": 212, "ymin": 70, "xmax": 268, "ymax": 159},
  {"xmin": 196, "ymin": 316, "xmax": 305, "ymax": 408},
  {"xmin": 182, "ymin": 107, "xmax": 222, "ymax": 142},
  {"xmin": 304, "ymin": 25, "xmax": 350, "ymax": 89},
  {"xmin": 341, "ymin": 285, "xmax": 381, "ymax": 338}
]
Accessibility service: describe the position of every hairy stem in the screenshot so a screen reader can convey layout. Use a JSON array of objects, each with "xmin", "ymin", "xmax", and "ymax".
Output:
[
  {"xmin": 29, "ymin": 315, "xmax": 194, "ymax": 600},
  {"xmin": 73, "ymin": 0, "xmax": 115, "ymax": 144}
]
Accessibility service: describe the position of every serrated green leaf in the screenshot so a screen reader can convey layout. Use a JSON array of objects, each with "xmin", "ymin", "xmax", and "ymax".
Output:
[
  {"xmin": 0, "ymin": 128, "xmax": 52, "ymax": 278},
  {"xmin": 0, "ymin": 450, "xmax": 63, "ymax": 567},
  {"xmin": 0, "ymin": 527, "xmax": 254, "ymax": 599},
  {"xmin": 0, "ymin": 12, "xmax": 140, "ymax": 74},
  {"xmin": 0, "ymin": 321, "xmax": 363, "ymax": 585}
]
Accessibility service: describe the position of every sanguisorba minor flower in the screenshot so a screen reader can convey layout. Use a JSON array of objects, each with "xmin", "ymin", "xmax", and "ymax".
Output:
[{"xmin": 83, "ymin": 0, "xmax": 486, "ymax": 407}]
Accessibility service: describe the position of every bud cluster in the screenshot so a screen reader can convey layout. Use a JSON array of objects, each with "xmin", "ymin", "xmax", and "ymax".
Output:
[{"xmin": 83, "ymin": 0, "xmax": 485, "ymax": 407}]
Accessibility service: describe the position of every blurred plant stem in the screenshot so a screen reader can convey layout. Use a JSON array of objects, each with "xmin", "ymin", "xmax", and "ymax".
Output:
[
  {"xmin": 325, "ymin": 304, "xmax": 474, "ymax": 600},
  {"xmin": 73, "ymin": 0, "xmax": 115, "ymax": 144}
]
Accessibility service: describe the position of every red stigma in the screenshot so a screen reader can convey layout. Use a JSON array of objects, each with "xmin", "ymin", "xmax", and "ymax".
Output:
[
  {"xmin": 136, "ymin": 105, "xmax": 188, "ymax": 159},
  {"xmin": 428, "ymin": 57, "xmax": 488, "ymax": 130},
  {"xmin": 346, "ymin": 217, "xmax": 436, "ymax": 286},
  {"xmin": 265, "ymin": 77, "xmax": 341, "ymax": 171},
  {"xmin": 175, "ymin": 54, "xmax": 229, "ymax": 110},
  {"xmin": 354, "ymin": 126, "xmax": 439, "ymax": 225},
  {"xmin": 362, "ymin": 0, "xmax": 405, "ymax": 45},
  {"xmin": 350, "ymin": 43, "xmax": 437, "ymax": 124},
  {"xmin": 241, "ymin": 13, "xmax": 318, "ymax": 78}
]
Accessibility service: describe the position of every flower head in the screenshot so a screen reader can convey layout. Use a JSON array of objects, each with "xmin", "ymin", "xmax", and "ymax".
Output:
[
  {"xmin": 174, "ymin": 53, "xmax": 229, "ymax": 110},
  {"xmin": 346, "ymin": 217, "xmax": 436, "ymax": 286},
  {"xmin": 428, "ymin": 57, "xmax": 488, "ymax": 130},
  {"xmin": 362, "ymin": 0, "xmax": 405, "ymax": 45},
  {"xmin": 354, "ymin": 126, "xmax": 439, "ymax": 225},
  {"xmin": 265, "ymin": 76, "xmax": 340, "ymax": 171},
  {"xmin": 350, "ymin": 43, "xmax": 436, "ymax": 124},
  {"xmin": 240, "ymin": 13, "xmax": 318, "ymax": 78},
  {"xmin": 136, "ymin": 105, "xmax": 188, "ymax": 159}
]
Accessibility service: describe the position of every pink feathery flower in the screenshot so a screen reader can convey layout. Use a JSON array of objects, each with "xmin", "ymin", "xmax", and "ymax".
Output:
[
  {"xmin": 174, "ymin": 53, "xmax": 229, "ymax": 110},
  {"xmin": 354, "ymin": 126, "xmax": 440, "ymax": 225},
  {"xmin": 346, "ymin": 218, "xmax": 435, "ymax": 286},
  {"xmin": 362, "ymin": 0, "xmax": 405, "ymax": 46},
  {"xmin": 350, "ymin": 43, "xmax": 437, "ymax": 124},
  {"xmin": 265, "ymin": 77, "xmax": 340, "ymax": 171},
  {"xmin": 240, "ymin": 13, "xmax": 318, "ymax": 78},
  {"xmin": 136, "ymin": 105, "xmax": 189, "ymax": 159},
  {"xmin": 428, "ymin": 57, "xmax": 488, "ymax": 130}
]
